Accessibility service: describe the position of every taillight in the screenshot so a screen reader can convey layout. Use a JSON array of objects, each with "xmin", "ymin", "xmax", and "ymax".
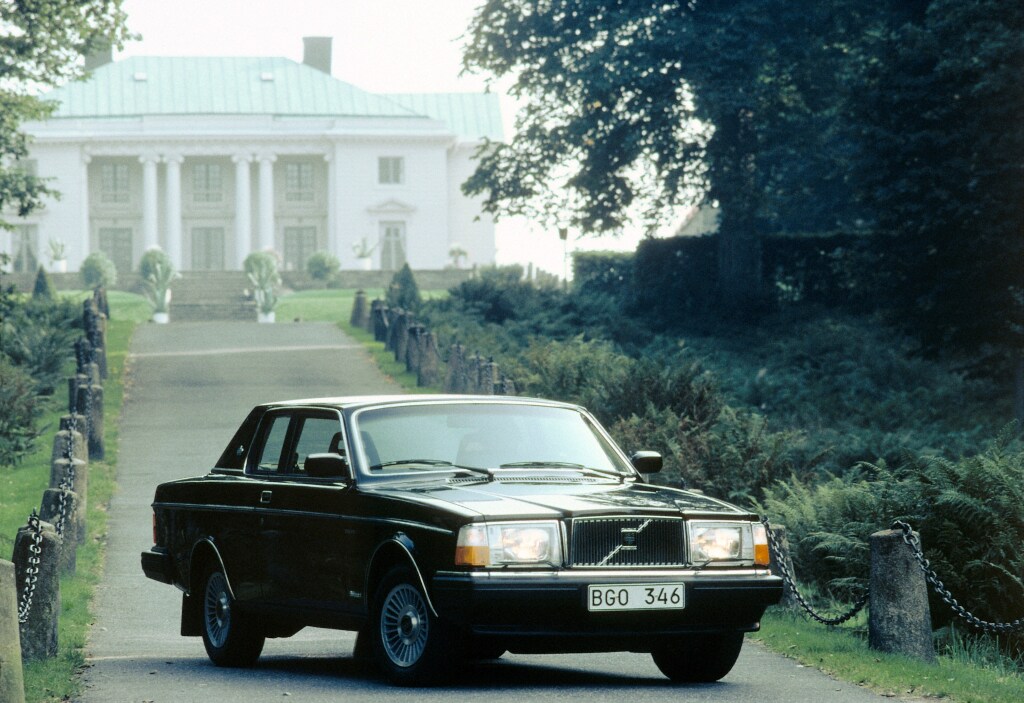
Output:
[{"xmin": 152, "ymin": 511, "xmax": 158, "ymax": 545}]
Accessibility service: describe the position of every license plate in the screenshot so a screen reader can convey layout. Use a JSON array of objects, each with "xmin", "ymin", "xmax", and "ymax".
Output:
[{"xmin": 587, "ymin": 583, "xmax": 685, "ymax": 611}]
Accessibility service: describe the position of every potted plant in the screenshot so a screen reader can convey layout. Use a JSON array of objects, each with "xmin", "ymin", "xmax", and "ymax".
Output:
[
  {"xmin": 352, "ymin": 237, "xmax": 377, "ymax": 271},
  {"xmin": 448, "ymin": 243, "xmax": 468, "ymax": 269},
  {"xmin": 244, "ymin": 250, "xmax": 281, "ymax": 323},
  {"xmin": 48, "ymin": 239, "xmax": 67, "ymax": 273},
  {"xmin": 140, "ymin": 248, "xmax": 179, "ymax": 323}
]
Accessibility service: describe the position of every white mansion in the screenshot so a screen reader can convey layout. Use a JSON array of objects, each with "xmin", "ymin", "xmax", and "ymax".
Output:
[{"xmin": 5, "ymin": 38, "xmax": 501, "ymax": 275}]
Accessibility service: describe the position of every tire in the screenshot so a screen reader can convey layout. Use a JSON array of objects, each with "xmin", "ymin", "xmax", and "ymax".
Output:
[
  {"xmin": 371, "ymin": 565, "xmax": 454, "ymax": 685},
  {"xmin": 651, "ymin": 632, "xmax": 744, "ymax": 683},
  {"xmin": 200, "ymin": 567, "xmax": 265, "ymax": 667}
]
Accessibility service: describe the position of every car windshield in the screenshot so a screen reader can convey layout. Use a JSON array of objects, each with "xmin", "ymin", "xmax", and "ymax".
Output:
[{"xmin": 352, "ymin": 402, "xmax": 631, "ymax": 478}]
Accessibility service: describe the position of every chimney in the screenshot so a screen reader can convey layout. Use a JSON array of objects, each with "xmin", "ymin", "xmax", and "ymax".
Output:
[
  {"xmin": 84, "ymin": 40, "xmax": 113, "ymax": 71},
  {"xmin": 302, "ymin": 36, "xmax": 332, "ymax": 74}
]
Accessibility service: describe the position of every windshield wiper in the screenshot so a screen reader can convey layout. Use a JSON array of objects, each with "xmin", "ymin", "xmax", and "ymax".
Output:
[
  {"xmin": 370, "ymin": 459, "xmax": 456, "ymax": 470},
  {"xmin": 499, "ymin": 461, "xmax": 623, "ymax": 480},
  {"xmin": 371, "ymin": 459, "xmax": 496, "ymax": 481}
]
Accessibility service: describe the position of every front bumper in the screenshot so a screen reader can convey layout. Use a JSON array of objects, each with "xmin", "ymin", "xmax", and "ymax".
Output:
[{"xmin": 432, "ymin": 568, "xmax": 782, "ymax": 651}]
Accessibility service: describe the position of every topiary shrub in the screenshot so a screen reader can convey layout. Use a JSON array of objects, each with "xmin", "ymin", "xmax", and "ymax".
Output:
[
  {"xmin": 0, "ymin": 357, "xmax": 41, "ymax": 466},
  {"xmin": 306, "ymin": 251, "xmax": 340, "ymax": 281},
  {"xmin": 32, "ymin": 264, "xmax": 55, "ymax": 300},
  {"xmin": 386, "ymin": 263, "xmax": 422, "ymax": 312},
  {"xmin": 244, "ymin": 250, "xmax": 281, "ymax": 315},
  {"xmin": 80, "ymin": 251, "xmax": 118, "ymax": 288},
  {"xmin": 139, "ymin": 247, "xmax": 173, "ymax": 281}
]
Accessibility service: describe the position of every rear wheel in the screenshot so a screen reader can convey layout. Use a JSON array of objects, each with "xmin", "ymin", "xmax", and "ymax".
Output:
[
  {"xmin": 651, "ymin": 632, "xmax": 744, "ymax": 683},
  {"xmin": 200, "ymin": 567, "xmax": 265, "ymax": 667},
  {"xmin": 371, "ymin": 565, "xmax": 454, "ymax": 685}
]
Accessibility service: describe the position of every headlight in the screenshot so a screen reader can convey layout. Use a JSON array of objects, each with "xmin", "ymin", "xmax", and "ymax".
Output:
[
  {"xmin": 688, "ymin": 522, "xmax": 756, "ymax": 564},
  {"xmin": 455, "ymin": 521, "xmax": 562, "ymax": 567}
]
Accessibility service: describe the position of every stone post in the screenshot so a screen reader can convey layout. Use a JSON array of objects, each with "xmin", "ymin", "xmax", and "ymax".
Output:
[
  {"xmin": 76, "ymin": 384, "xmax": 104, "ymax": 460},
  {"xmin": 67, "ymin": 375, "xmax": 88, "ymax": 416},
  {"xmin": 371, "ymin": 300, "xmax": 389, "ymax": 342},
  {"xmin": 385, "ymin": 308, "xmax": 403, "ymax": 353},
  {"xmin": 39, "ymin": 490, "xmax": 80, "ymax": 574},
  {"xmin": 868, "ymin": 529, "xmax": 935, "ymax": 662},
  {"xmin": 350, "ymin": 290, "xmax": 368, "ymax": 329},
  {"xmin": 479, "ymin": 360, "xmax": 499, "ymax": 395},
  {"xmin": 767, "ymin": 525, "xmax": 799, "ymax": 608},
  {"xmin": 445, "ymin": 343, "xmax": 465, "ymax": 393},
  {"xmin": 13, "ymin": 519, "xmax": 60, "ymax": 662},
  {"xmin": 500, "ymin": 376, "xmax": 517, "ymax": 396},
  {"xmin": 74, "ymin": 337, "xmax": 92, "ymax": 375},
  {"xmin": 418, "ymin": 332, "xmax": 441, "ymax": 388},
  {"xmin": 405, "ymin": 325, "xmax": 424, "ymax": 374},
  {"xmin": 466, "ymin": 354, "xmax": 481, "ymax": 394},
  {"xmin": 49, "ymin": 458, "xmax": 87, "ymax": 543},
  {"xmin": 0, "ymin": 560, "xmax": 26, "ymax": 703},
  {"xmin": 393, "ymin": 313, "xmax": 410, "ymax": 364},
  {"xmin": 50, "ymin": 425, "xmax": 87, "ymax": 465}
]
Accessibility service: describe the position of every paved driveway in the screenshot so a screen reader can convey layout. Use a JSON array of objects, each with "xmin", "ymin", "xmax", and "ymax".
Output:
[{"xmin": 77, "ymin": 321, "xmax": 904, "ymax": 703}]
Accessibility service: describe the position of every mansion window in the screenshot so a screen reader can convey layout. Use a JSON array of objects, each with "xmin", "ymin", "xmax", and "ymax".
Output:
[
  {"xmin": 378, "ymin": 157, "xmax": 404, "ymax": 185},
  {"xmin": 193, "ymin": 163, "xmax": 224, "ymax": 203},
  {"xmin": 11, "ymin": 225, "xmax": 38, "ymax": 273},
  {"xmin": 284, "ymin": 162, "xmax": 315, "ymax": 202},
  {"xmin": 100, "ymin": 163, "xmax": 130, "ymax": 203}
]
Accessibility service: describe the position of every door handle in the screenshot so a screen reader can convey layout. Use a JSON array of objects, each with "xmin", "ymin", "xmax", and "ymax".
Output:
[{"xmin": 260, "ymin": 490, "xmax": 272, "ymax": 504}]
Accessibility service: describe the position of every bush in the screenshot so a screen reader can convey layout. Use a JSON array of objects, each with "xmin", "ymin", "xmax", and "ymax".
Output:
[
  {"xmin": 386, "ymin": 263, "xmax": 422, "ymax": 312},
  {"xmin": 758, "ymin": 432, "xmax": 1024, "ymax": 631},
  {"xmin": 244, "ymin": 251, "xmax": 281, "ymax": 315},
  {"xmin": 80, "ymin": 251, "xmax": 118, "ymax": 288},
  {"xmin": 0, "ymin": 357, "xmax": 41, "ymax": 466},
  {"xmin": 306, "ymin": 251, "xmax": 340, "ymax": 281},
  {"xmin": 139, "ymin": 247, "xmax": 173, "ymax": 281},
  {"xmin": 0, "ymin": 297, "xmax": 79, "ymax": 395},
  {"xmin": 32, "ymin": 265, "xmax": 55, "ymax": 300}
]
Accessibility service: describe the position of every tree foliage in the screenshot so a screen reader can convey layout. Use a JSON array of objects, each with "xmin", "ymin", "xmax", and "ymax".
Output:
[{"xmin": 0, "ymin": 0, "xmax": 132, "ymax": 228}]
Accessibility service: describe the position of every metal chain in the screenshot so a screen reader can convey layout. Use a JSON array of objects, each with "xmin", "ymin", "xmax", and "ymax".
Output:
[
  {"xmin": 761, "ymin": 517, "xmax": 870, "ymax": 626},
  {"xmin": 17, "ymin": 512, "xmax": 44, "ymax": 625},
  {"xmin": 892, "ymin": 521, "xmax": 1024, "ymax": 634}
]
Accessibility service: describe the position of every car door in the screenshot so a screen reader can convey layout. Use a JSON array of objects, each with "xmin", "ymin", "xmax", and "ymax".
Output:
[{"xmin": 252, "ymin": 408, "xmax": 354, "ymax": 612}]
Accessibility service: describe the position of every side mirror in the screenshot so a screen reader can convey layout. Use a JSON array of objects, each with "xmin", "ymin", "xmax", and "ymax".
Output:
[
  {"xmin": 304, "ymin": 452, "xmax": 349, "ymax": 479},
  {"xmin": 630, "ymin": 451, "xmax": 662, "ymax": 474}
]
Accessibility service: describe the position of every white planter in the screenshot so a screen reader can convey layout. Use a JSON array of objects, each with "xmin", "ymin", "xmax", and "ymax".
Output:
[
  {"xmin": 51, "ymin": 259, "xmax": 67, "ymax": 273},
  {"xmin": 356, "ymin": 257, "xmax": 372, "ymax": 271},
  {"xmin": 152, "ymin": 312, "xmax": 170, "ymax": 324},
  {"xmin": 258, "ymin": 311, "xmax": 276, "ymax": 324}
]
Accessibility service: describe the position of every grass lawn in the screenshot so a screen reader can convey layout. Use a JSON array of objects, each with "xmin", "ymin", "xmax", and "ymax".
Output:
[
  {"xmin": 754, "ymin": 608, "xmax": 1024, "ymax": 703},
  {"xmin": 1, "ymin": 291, "xmax": 147, "ymax": 702}
]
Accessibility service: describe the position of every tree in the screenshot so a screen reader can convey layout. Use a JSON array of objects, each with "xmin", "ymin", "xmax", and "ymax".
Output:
[
  {"xmin": 847, "ymin": 0, "xmax": 1024, "ymax": 414},
  {"xmin": 462, "ymin": 1, "xmax": 864, "ymax": 308},
  {"xmin": 0, "ymin": 1, "xmax": 132, "ymax": 228}
]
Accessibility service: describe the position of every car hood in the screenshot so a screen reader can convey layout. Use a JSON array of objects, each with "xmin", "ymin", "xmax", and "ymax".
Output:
[{"xmin": 365, "ymin": 476, "xmax": 750, "ymax": 520}]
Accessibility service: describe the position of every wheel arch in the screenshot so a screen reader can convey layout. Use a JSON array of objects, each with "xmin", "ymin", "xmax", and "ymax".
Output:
[
  {"xmin": 364, "ymin": 534, "xmax": 437, "ymax": 617},
  {"xmin": 181, "ymin": 538, "xmax": 233, "ymax": 637}
]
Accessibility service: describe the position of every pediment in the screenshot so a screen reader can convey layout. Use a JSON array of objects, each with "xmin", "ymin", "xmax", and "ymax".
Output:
[{"xmin": 367, "ymin": 199, "xmax": 416, "ymax": 215}]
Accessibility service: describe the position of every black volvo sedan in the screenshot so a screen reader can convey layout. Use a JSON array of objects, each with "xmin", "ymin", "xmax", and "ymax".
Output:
[{"xmin": 141, "ymin": 395, "xmax": 782, "ymax": 685}]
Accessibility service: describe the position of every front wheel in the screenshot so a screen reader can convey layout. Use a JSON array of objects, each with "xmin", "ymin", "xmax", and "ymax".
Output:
[
  {"xmin": 651, "ymin": 632, "xmax": 744, "ymax": 683},
  {"xmin": 200, "ymin": 567, "xmax": 265, "ymax": 667},
  {"xmin": 371, "ymin": 565, "xmax": 454, "ymax": 685}
]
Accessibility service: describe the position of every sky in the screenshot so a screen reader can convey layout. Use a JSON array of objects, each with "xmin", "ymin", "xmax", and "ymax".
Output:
[{"xmin": 117, "ymin": 0, "xmax": 646, "ymax": 277}]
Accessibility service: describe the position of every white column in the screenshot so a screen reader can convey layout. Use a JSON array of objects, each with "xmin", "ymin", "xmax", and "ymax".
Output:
[
  {"xmin": 80, "ymin": 152, "xmax": 92, "ymax": 267},
  {"xmin": 164, "ymin": 154, "xmax": 183, "ymax": 270},
  {"xmin": 140, "ymin": 154, "xmax": 160, "ymax": 253},
  {"xmin": 324, "ymin": 152, "xmax": 337, "ymax": 259},
  {"xmin": 257, "ymin": 154, "xmax": 276, "ymax": 252},
  {"xmin": 233, "ymin": 154, "xmax": 252, "ymax": 268}
]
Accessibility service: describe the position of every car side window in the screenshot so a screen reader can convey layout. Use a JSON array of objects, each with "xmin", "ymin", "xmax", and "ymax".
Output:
[
  {"xmin": 254, "ymin": 414, "xmax": 291, "ymax": 472},
  {"xmin": 293, "ymin": 416, "xmax": 344, "ymax": 472}
]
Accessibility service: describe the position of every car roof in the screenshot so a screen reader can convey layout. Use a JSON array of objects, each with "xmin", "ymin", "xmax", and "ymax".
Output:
[{"xmin": 258, "ymin": 394, "xmax": 583, "ymax": 413}]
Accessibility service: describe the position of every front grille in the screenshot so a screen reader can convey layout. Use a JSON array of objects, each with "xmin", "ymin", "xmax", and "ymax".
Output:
[{"xmin": 570, "ymin": 516, "xmax": 686, "ymax": 568}]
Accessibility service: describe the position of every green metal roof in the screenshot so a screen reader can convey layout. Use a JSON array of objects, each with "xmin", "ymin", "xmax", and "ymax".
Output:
[
  {"xmin": 388, "ymin": 93, "xmax": 504, "ymax": 142},
  {"xmin": 44, "ymin": 56, "xmax": 501, "ymax": 140}
]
